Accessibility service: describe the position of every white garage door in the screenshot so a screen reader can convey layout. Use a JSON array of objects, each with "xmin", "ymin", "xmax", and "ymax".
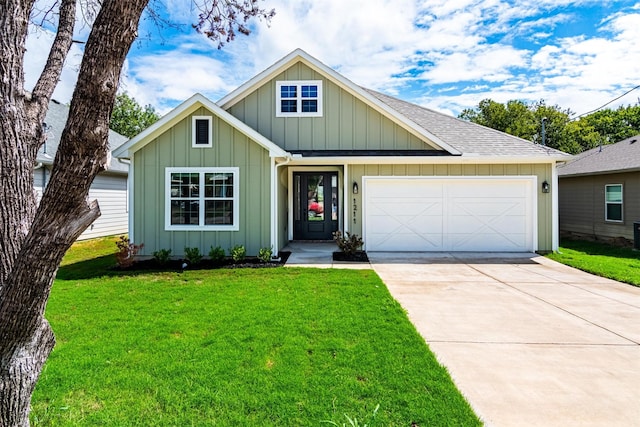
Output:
[{"xmin": 363, "ymin": 177, "xmax": 536, "ymax": 252}]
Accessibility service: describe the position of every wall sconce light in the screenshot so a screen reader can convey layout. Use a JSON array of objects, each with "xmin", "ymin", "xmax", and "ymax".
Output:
[
  {"xmin": 542, "ymin": 180, "xmax": 550, "ymax": 193},
  {"xmin": 352, "ymin": 181, "xmax": 359, "ymax": 194}
]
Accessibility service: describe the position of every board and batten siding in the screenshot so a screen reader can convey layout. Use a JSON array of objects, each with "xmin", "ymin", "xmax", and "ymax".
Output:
[
  {"xmin": 35, "ymin": 167, "xmax": 128, "ymax": 240},
  {"xmin": 133, "ymin": 107, "xmax": 272, "ymax": 257},
  {"xmin": 227, "ymin": 62, "xmax": 441, "ymax": 153},
  {"xmin": 348, "ymin": 163, "xmax": 555, "ymax": 252},
  {"xmin": 559, "ymin": 172, "xmax": 640, "ymax": 241}
]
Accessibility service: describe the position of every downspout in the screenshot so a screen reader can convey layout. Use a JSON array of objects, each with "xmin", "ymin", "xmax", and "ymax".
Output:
[
  {"xmin": 118, "ymin": 156, "xmax": 134, "ymax": 242},
  {"xmin": 552, "ymin": 162, "xmax": 559, "ymax": 252},
  {"xmin": 271, "ymin": 155, "xmax": 292, "ymax": 257}
]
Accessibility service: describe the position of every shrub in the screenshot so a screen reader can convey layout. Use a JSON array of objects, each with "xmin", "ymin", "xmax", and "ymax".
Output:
[
  {"xmin": 209, "ymin": 245, "xmax": 226, "ymax": 263},
  {"xmin": 115, "ymin": 236, "xmax": 143, "ymax": 268},
  {"xmin": 332, "ymin": 231, "xmax": 364, "ymax": 256},
  {"xmin": 229, "ymin": 245, "xmax": 246, "ymax": 263},
  {"xmin": 257, "ymin": 247, "xmax": 273, "ymax": 263},
  {"xmin": 152, "ymin": 248, "xmax": 172, "ymax": 265},
  {"xmin": 184, "ymin": 247, "xmax": 203, "ymax": 265}
]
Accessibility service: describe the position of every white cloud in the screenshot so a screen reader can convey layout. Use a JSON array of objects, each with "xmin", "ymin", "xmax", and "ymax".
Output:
[{"xmin": 22, "ymin": 0, "xmax": 640, "ymax": 121}]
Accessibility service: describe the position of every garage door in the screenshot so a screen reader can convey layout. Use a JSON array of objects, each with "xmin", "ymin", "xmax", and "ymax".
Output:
[{"xmin": 363, "ymin": 177, "xmax": 536, "ymax": 252}]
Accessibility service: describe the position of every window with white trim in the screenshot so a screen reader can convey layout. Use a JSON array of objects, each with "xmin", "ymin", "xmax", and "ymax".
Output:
[
  {"xmin": 165, "ymin": 167, "xmax": 239, "ymax": 231},
  {"xmin": 192, "ymin": 116, "xmax": 212, "ymax": 147},
  {"xmin": 605, "ymin": 184, "xmax": 623, "ymax": 222},
  {"xmin": 276, "ymin": 81, "xmax": 323, "ymax": 117}
]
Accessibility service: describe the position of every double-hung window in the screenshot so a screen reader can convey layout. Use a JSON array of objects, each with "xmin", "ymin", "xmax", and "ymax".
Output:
[
  {"xmin": 605, "ymin": 184, "xmax": 623, "ymax": 222},
  {"xmin": 166, "ymin": 167, "xmax": 239, "ymax": 230},
  {"xmin": 276, "ymin": 80, "xmax": 323, "ymax": 117}
]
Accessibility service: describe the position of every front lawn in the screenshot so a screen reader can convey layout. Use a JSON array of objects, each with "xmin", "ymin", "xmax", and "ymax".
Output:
[
  {"xmin": 31, "ymin": 237, "xmax": 480, "ymax": 426},
  {"xmin": 547, "ymin": 239, "xmax": 640, "ymax": 287}
]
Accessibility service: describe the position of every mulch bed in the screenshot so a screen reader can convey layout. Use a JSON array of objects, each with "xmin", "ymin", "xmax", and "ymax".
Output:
[
  {"xmin": 116, "ymin": 252, "xmax": 291, "ymax": 272},
  {"xmin": 332, "ymin": 251, "xmax": 369, "ymax": 262}
]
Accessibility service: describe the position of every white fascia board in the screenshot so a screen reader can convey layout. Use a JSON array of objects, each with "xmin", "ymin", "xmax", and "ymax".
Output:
[
  {"xmin": 113, "ymin": 94, "xmax": 204, "ymax": 158},
  {"xmin": 217, "ymin": 49, "xmax": 461, "ymax": 155},
  {"xmin": 113, "ymin": 93, "xmax": 289, "ymax": 159},
  {"xmin": 286, "ymin": 155, "xmax": 567, "ymax": 166}
]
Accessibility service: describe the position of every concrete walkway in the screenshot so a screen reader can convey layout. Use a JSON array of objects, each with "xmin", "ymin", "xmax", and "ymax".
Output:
[
  {"xmin": 368, "ymin": 252, "xmax": 640, "ymax": 427},
  {"xmin": 282, "ymin": 242, "xmax": 370, "ymax": 269}
]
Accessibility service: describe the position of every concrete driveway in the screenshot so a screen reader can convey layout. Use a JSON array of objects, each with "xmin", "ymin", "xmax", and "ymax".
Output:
[{"xmin": 368, "ymin": 252, "xmax": 640, "ymax": 427}]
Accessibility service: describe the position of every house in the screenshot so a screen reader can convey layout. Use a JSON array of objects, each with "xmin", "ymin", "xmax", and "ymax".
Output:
[
  {"xmin": 558, "ymin": 134, "xmax": 640, "ymax": 243},
  {"xmin": 113, "ymin": 49, "xmax": 570, "ymax": 257},
  {"xmin": 36, "ymin": 99, "xmax": 129, "ymax": 240}
]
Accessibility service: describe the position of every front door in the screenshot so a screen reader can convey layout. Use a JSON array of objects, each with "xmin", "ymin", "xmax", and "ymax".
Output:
[{"xmin": 293, "ymin": 172, "xmax": 339, "ymax": 240}]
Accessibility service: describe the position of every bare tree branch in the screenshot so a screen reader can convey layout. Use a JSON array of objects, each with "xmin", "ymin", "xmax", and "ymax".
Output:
[
  {"xmin": 193, "ymin": 0, "xmax": 275, "ymax": 48},
  {"xmin": 30, "ymin": 0, "xmax": 77, "ymax": 115}
]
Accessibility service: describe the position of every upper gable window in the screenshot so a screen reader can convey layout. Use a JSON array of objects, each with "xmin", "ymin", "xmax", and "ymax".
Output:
[
  {"xmin": 276, "ymin": 81, "xmax": 323, "ymax": 117},
  {"xmin": 192, "ymin": 116, "xmax": 212, "ymax": 147}
]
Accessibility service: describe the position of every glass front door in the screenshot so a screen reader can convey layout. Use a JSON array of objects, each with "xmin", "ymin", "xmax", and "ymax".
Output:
[{"xmin": 293, "ymin": 172, "xmax": 339, "ymax": 240}]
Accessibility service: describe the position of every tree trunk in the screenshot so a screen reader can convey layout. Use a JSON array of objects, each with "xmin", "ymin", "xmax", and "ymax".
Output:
[{"xmin": 0, "ymin": 1, "xmax": 149, "ymax": 425}]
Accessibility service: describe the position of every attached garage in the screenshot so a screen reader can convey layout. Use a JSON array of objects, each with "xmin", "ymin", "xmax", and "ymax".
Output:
[{"xmin": 363, "ymin": 177, "xmax": 537, "ymax": 252}]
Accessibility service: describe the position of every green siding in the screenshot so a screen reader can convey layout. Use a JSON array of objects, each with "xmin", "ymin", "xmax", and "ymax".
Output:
[
  {"xmin": 346, "ymin": 163, "xmax": 555, "ymax": 252},
  {"xmin": 228, "ymin": 62, "xmax": 441, "ymax": 152},
  {"xmin": 133, "ymin": 106, "xmax": 271, "ymax": 257}
]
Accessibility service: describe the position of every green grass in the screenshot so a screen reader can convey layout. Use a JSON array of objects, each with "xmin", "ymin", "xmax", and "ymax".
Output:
[
  {"xmin": 31, "ymin": 238, "xmax": 480, "ymax": 426},
  {"xmin": 547, "ymin": 239, "xmax": 640, "ymax": 287}
]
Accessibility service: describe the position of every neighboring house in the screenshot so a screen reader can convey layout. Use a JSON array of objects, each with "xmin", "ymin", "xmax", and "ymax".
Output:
[
  {"xmin": 36, "ymin": 99, "xmax": 129, "ymax": 240},
  {"xmin": 558, "ymin": 134, "xmax": 640, "ymax": 243},
  {"xmin": 114, "ymin": 49, "xmax": 570, "ymax": 257}
]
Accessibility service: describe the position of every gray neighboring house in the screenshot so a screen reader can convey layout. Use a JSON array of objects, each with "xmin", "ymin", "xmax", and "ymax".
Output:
[
  {"xmin": 114, "ymin": 49, "xmax": 570, "ymax": 257},
  {"xmin": 558, "ymin": 134, "xmax": 640, "ymax": 243},
  {"xmin": 36, "ymin": 99, "xmax": 129, "ymax": 240}
]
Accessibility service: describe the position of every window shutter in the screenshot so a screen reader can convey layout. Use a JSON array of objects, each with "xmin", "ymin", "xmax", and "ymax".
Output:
[{"xmin": 195, "ymin": 119, "xmax": 209, "ymax": 145}]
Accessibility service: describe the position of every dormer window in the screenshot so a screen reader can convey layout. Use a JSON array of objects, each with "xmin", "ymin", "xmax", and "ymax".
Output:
[
  {"xmin": 192, "ymin": 116, "xmax": 212, "ymax": 147},
  {"xmin": 276, "ymin": 81, "xmax": 323, "ymax": 117}
]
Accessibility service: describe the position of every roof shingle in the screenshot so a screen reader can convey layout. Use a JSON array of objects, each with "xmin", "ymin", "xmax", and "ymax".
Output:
[
  {"xmin": 365, "ymin": 89, "xmax": 571, "ymax": 159},
  {"xmin": 557, "ymin": 134, "xmax": 640, "ymax": 176}
]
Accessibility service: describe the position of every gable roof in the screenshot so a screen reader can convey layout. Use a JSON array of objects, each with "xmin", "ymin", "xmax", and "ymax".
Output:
[
  {"xmin": 113, "ymin": 93, "xmax": 289, "ymax": 159},
  {"xmin": 558, "ymin": 134, "xmax": 640, "ymax": 177},
  {"xmin": 219, "ymin": 48, "xmax": 570, "ymax": 161},
  {"xmin": 218, "ymin": 48, "xmax": 461, "ymax": 155},
  {"xmin": 40, "ymin": 100, "xmax": 129, "ymax": 174}
]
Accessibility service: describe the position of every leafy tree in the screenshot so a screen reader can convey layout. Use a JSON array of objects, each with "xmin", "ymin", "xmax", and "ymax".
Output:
[
  {"xmin": 459, "ymin": 98, "xmax": 640, "ymax": 154},
  {"xmin": 578, "ymin": 105, "xmax": 640, "ymax": 144},
  {"xmin": 0, "ymin": 1, "xmax": 274, "ymax": 425},
  {"xmin": 110, "ymin": 92, "xmax": 160, "ymax": 138}
]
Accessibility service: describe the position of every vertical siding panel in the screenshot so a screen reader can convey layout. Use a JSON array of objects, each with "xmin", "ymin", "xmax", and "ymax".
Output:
[
  {"xmin": 435, "ymin": 164, "xmax": 448, "ymax": 175},
  {"xmin": 381, "ymin": 120, "xmax": 395, "ymax": 149},
  {"xmin": 449, "ymin": 164, "xmax": 462, "ymax": 176},
  {"xmin": 462, "ymin": 164, "xmax": 477, "ymax": 176},
  {"xmin": 406, "ymin": 164, "xmax": 421, "ymax": 175},
  {"xmin": 477, "ymin": 164, "xmax": 491, "ymax": 176},
  {"xmin": 504, "ymin": 164, "xmax": 518, "ymax": 175},
  {"xmin": 340, "ymin": 90, "xmax": 353, "ymax": 150},
  {"xmin": 420, "ymin": 164, "xmax": 435, "ymax": 176},
  {"xmin": 367, "ymin": 109, "xmax": 382, "ymax": 149},
  {"xmin": 392, "ymin": 165, "xmax": 407, "ymax": 176}
]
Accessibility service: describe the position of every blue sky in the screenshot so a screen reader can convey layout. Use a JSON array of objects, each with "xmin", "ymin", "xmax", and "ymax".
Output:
[{"xmin": 25, "ymin": 0, "xmax": 640, "ymax": 117}]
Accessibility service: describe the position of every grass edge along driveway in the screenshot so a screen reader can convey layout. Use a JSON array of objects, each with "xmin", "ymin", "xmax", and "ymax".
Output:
[
  {"xmin": 547, "ymin": 239, "xmax": 640, "ymax": 287},
  {"xmin": 31, "ymin": 237, "xmax": 480, "ymax": 426}
]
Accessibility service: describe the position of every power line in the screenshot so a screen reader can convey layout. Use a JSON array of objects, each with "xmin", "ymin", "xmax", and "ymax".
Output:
[{"xmin": 574, "ymin": 84, "xmax": 640, "ymax": 119}]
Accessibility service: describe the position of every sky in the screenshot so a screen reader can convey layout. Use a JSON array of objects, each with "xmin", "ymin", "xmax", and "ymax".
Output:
[{"xmin": 24, "ymin": 0, "xmax": 640, "ymax": 118}]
